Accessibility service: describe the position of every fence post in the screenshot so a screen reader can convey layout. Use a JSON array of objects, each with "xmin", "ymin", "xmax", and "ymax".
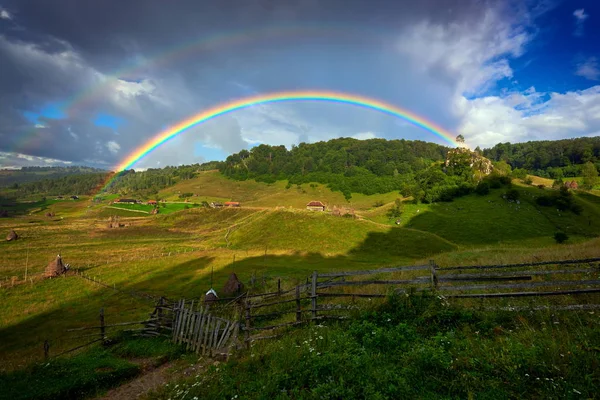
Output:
[
  {"xmin": 429, "ymin": 260, "xmax": 438, "ymax": 290},
  {"xmin": 311, "ymin": 271, "xmax": 318, "ymax": 321},
  {"xmin": 157, "ymin": 297, "xmax": 165, "ymax": 331},
  {"xmin": 99, "ymin": 308, "xmax": 106, "ymax": 341},
  {"xmin": 244, "ymin": 299, "xmax": 251, "ymax": 349},
  {"xmin": 296, "ymin": 285, "xmax": 302, "ymax": 322},
  {"xmin": 44, "ymin": 340, "xmax": 49, "ymax": 360},
  {"xmin": 277, "ymin": 279, "xmax": 281, "ymax": 296}
]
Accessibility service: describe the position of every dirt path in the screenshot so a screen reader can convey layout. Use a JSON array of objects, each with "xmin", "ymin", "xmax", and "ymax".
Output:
[{"xmin": 96, "ymin": 361, "xmax": 174, "ymax": 400}]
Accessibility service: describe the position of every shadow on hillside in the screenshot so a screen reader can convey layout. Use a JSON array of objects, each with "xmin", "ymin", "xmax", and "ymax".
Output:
[{"xmin": 0, "ymin": 222, "xmax": 458, "ymax": 367}]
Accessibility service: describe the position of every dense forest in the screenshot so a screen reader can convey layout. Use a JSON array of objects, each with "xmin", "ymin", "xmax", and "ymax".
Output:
[
  {"xmin": 0, "ymin": 166, "xmax": 107, "ymax": 187},
  {"xmin": 219, "ymin": 138, "xmax": 449, "ymax": 198},
  {"xmin": 483, "ymin": 137, "xmax": 600, "ymax": 178}
]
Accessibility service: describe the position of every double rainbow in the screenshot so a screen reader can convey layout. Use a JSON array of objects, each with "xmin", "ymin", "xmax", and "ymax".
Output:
[{"xmin": 115, "ymin": 90, "xmax": 460, "ymax": 172}]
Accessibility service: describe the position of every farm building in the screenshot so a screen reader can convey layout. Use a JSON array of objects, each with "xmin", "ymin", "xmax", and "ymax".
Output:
[
  {"xmin": 224, "ymin": 201, "xmax": 241, "ymax": 207},
  {"xmin": 115, "ymin": 198, "xmax": 138, "ymax": 204},
  {"xmin": 147, "ymin": 200, "xmax": 157, "ymax": 205},
  {"xmin": 306, "ymin": 201, "xmax": 326, "ymax": 211},
  {"xmin": 70, "ymin": 195, "xmax": 79, "ymax": 200},
  {"xmin": 210, "ymin": 202, "xmax": 223, "ymax": 208}
]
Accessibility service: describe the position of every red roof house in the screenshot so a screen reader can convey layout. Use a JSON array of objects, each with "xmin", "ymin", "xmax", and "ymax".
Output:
[
  {"xmin": 306, "ymin": 201, "xmax": 326, "ymax": 211},
  {"xmin": 224, "ymin": 201, "xmax": 241, "ymax": 207}
]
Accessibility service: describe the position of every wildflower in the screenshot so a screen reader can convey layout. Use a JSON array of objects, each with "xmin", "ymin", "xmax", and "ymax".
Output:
[
  {"xmin": 525, "ymin": 374, "xmax": 529, "ymax": 377},
  {"xmin": 573, "ymin": 389, "xmax": 582, "ymax": 394}
]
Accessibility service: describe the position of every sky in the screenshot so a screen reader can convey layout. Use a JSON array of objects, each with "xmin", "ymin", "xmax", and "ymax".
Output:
[{"xmin": 0, "ymin": 0, "xmax": 599, "ymax": 170}]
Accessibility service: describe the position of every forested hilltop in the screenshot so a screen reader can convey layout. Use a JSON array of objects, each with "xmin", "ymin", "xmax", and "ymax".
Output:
[
  {"xmin": 0, "ymin": 166, "xmax": 106, "ymax": 187},
  {"xmin": 483, "ymin": 136, "xmax": 600, "ymax": 177},
  {"xmin": 220, "ymin": 138, "xmax": 450, "ymax": 199}
]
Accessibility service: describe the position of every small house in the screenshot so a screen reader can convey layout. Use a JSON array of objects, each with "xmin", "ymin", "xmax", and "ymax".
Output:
[
  {"xmin": 306, "ymin": 201, "xmax": 326, "ymax": 211},
  {"xmin": 224, "ymin": 201, "xmax": 241, "ymax": 207},
  {"xmin": 210, "ymin": 202, "xmax": 223, "ymax": 208},
  {"xmin": 116, "ymin": 198, "xmax": 138, "ymax": 204},
  {"xmin": 70, "ymin": 195, "xmax": 79, "ymax": 200},
  {"xmin": 147, "ymin": 200, "xmax": 157, "ymax": 205}
]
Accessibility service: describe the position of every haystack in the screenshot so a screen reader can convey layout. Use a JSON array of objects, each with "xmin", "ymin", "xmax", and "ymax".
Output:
[
  {"xmin": 222, "ymin": 273, "xmax": 244, "ymax": 296},
  {"xmin": 44, "ymin": 255, "xmax": 67, "ymax": 278},
  {"xmin": 6, "ymin": 229, "xmax": 18, "ymax": 241},
  {"xmin": 204, "ymin": 288, "xmax": 218, "ymax": 305}
]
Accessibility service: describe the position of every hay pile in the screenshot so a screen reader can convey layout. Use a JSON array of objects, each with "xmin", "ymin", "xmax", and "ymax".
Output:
[
  {"xmin": 44, "ymin": 255, "xmax": 67, "ymax": 278},
  {"xmin": 222, "ymin": 273, "xmax": 244, "ymax": 296},
  {"xmin": 6, "ymin": 229, "xmax": 18, "ymax": 241}
]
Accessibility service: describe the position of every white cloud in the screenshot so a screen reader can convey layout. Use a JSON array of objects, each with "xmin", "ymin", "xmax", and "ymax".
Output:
[
  {"xmin": 575, "ymin": 57, "xmax": 600, "ymax": 81},
  {"xmin": 106, "ymin": 140, "xmax": 120, "ymax": 154},
  {"xmin": 0, "ymin": 151, "xmax": 73, "ymax": 168},
  {"xmin": 455, "ymin": 86, "xmax": 600, "ymax": 147},
  {"xmin": 396, "ymin": 7, "xmax": 530, "ymax": 99},
  {"xmin": 352, "ymin": 132, "xmax": 378, "ymax": 140},
  {"xmin": 0, "ymin": 8, "xmax": 11, "ymax": 20},
  {"xmin": 573, "ymin": 8, "xmax": 589, "ymax": 36}
]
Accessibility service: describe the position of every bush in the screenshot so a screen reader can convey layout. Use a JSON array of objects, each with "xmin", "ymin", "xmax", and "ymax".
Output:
[
  {"xmin": 537, "ymin": 185, "xmax": 545, "ymax": 189},
  {"xmin": 373, "ymin": 200, "xmax": 385, "ymax": 208},
  {"xmin": 554, "ymin": 231, "xmax": 569, "ymax": 243},
  {"xmin": 475, "ymin": 181, "xmax": 490, "ymax": 195},
  {"xmin": 570, "ymin": 202, "xmax": 583, "ymax": 215},
  {"xmin": 524, "ymin": 177, "xmax": 533, "ymax": 185},
  {"xmin": 505, "ymin": 189, "xmax": 520, "ymax": 201},
  {"xmin": 536, "ymin": 195, "xmax": 554, "ymax": 207}
]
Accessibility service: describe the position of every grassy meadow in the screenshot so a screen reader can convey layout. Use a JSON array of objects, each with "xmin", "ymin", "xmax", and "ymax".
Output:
[{"xmin": 1, "ymin": 171, "xmax": 600, "ymax": 397}]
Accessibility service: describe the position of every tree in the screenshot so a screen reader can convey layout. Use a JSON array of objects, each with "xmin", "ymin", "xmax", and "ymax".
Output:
[
  {"xmin": 456, "ymin": 135, "xmax": 465, "ymax": 144},
  {"xmin": 554, "ymin": 231, "xmax": 569, "ymax": 244},
  {"xmin": 582, "ymin": 161, "xmax": 599, "ymax": 189},
  {"xmin": 387, "ymin": 198, "xmax": 404, "ymax": 219}
]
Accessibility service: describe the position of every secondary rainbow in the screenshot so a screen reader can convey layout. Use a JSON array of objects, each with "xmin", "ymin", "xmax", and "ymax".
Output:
[{"xmin": 115, "ymin": 90, "xmax": 460, "ymax": 173}]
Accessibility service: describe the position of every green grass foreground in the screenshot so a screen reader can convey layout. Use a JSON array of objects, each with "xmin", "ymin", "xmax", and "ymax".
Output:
[
  {"xmin": 0, "ymin": 335, "xmax": 185, "ymax": 400},
  {"xmin": 150, "ymin": 294, "xmax": 600, "ymax": 400}
]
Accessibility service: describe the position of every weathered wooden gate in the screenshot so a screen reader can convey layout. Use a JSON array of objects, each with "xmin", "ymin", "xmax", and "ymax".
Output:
[{"xmin": 171, "ymin": 299, "xmax": 240, "ymax": 356}]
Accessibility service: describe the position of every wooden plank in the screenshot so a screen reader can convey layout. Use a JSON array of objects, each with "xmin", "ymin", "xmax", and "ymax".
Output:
[
  {"xmin": 249, "ymin": 297, "xmax": 301, "ymax": 309},
  {"xmin": 437, "ymin": 269, "xmax": 596, "ymax": 279},
  {"xmin": 316, "ymin": 293, "xmax": 387, "ymax": 298},
  {"xmin": 447, "ymin": 288, "xmax": 600, "ymax": 298},
  {"xmin": 197, "ymin": 309, "xmax": 208, "ymax": 353},
  {"xmin": 311, "ymin": 271, "xmax": 318, "ymax": 320},
  {"xmin": 318, "ymin": 264, "xmax": 430, "ymax": 278},
  {"xmin": 439, "ymin": 280, "xmax": 600, "ymax": 292},
  {"xmin": 66, "ymin": 319, "xmax": 159, "ymax": 331},
  {"xmin": 192, "ymin": 307, "xmax": 204, "ymax": 353},
  {"xmin": 439, "ymin": 257, "xmax": 600, "ymax": 271},
  {"xmin": 250, "ymin": 309, "xmax": 298, "ymax": 319},
  {"xmin": 186, "ymin": 312, "xmax": 196, "ymax": 351},
  {"xmin": 317, "ymin": 278, "xmax": 428, "ymax": 288},
  {"xmin": 223, "ymin": 321, "xmax": 236, "ymax": 348},
  {"xmin": 439, "ymin": 275, "xmax": 532, "ymax": 282},
  {"xmin": 202, "ymin": 315, "xmax": 212, "ymax": 356},
  {"xmin": 211, "ymin": 320, "xmax": 221, "ymax": 355},
  {"xmin": 215, "ymin": 321, "xmax": 230, "ymax": 349},
  {"xmin": 485, "ymin": 304, "xmax": 600, "ymax": 312}
]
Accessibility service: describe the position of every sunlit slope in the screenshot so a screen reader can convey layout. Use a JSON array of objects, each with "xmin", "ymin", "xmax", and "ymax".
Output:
[
  {"xmin": 225, "ymin": 209, "xmax": 457, "ymax": 258},
  {"xmin": 157, "ymin": 170, "xmax": 400, "ymax": 210},
  {"xmin": 405, "ymin": 186, "xmax": 600, "ymax": 246}
]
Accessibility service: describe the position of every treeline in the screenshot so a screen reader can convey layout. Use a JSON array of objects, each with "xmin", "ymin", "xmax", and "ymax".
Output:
[
  {"xmin": 220, "ymin": 138, "xmax": 448, "ymax": 198},
  {"xmin": 483, "ymin": 137, "xmax": 600, "ymax": 177},
  {"xmin": 14, "ymin": 173, "xmax": 108, "ymax": 196},
  {"xmin": 104, "ymin": 163, "xmax": 218, "ymax": 197},
  {"xmin": 0, "ymin": 166, "xmax": 107, "ymax": 187}
]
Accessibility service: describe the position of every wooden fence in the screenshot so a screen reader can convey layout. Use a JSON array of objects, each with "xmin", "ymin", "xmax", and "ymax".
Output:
[
  {"xmin": 170, "ymin": 299, "xmax": 240, "ymax": 356},
  {"xmin": 240, "ymin": 257, "xmax": 600, "ymax": 342}
]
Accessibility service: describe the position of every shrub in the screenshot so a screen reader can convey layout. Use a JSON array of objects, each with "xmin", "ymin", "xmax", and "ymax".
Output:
[
  {"xmin": 524, "ymin": 177, "xmax": 533, "ymax": 185},
  {"xmin": 570, "ymin": 202, "xmax": 583, "ymax": 215},
  {"xmin": 537, "ymin": 185, "xmax": 545, "ymax": 189},
  {"xmin": 554, "ymin": 231, "xmax": 569, "ymax": 243},
  {"xmin": 373, "ymin": 200, "xmax": 385, "ymax": 208},
  {"xmin": 536, "ymin": 195, "xmax": 554, "ymax": 206},
  {"xmin": 475, "ymin": 181, "xmax": 490, "ymax": 196},
  {"xmin": 505, "ymin": 189, "xmax": 520, "ymax": 201}
]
